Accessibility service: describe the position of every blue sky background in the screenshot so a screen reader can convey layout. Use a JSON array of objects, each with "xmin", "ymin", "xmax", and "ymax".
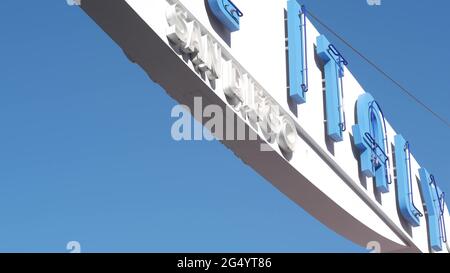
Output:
[{"xmin": 0, "ymin": 0, "xmax": 448, "ymax": 252}]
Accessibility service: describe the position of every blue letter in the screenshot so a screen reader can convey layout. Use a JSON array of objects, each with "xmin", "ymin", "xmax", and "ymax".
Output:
[
  {"xmin": 394, "ymin": 135, "xmax": 421, "ymax": 226},
  {"xmin": 317, "ymin": 35, "xmax": 347, "ymax": 142},
  {"xmin": 287, "ymin": 0, "xmax": 308, "ymax": 104},
  {"xmin": 207, "ymin": 0, "xmax": 242, "ymax": 32},
  {"xmin": 419, "ymin": 169, "xmax": 446, "ymax": 251},
  {"xmin": 352, "ymin": 93, "xmax": 390, "ymax": 193}
]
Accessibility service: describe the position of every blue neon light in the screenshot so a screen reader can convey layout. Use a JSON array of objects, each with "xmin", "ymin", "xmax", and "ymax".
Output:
[
  {"xmin": 317, "ymin": 35, "xmax": 348, "ymax": 142},
  {"xmin": 287, "ymin": 0, "xmax": 308, "ymax": 104},
  {"xmin": 207, "ymin": 0, "xmax": 243, "ymax": 32},
  {"xmin": 419, "ymin": 169, "xmax": 447, "ymax": 251},
  {"xmin": 394, "ymin": 135, "xmax": 421, "ymax": 227},
  {"xmin": 352, "ymin": 93, "xmax": 390, "ymax": 193}
]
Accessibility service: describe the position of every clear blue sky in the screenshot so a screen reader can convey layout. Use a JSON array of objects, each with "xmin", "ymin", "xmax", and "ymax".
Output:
[{"xmin": 0, "ymin": 0, "xmax": 448, "ymax": 253}]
